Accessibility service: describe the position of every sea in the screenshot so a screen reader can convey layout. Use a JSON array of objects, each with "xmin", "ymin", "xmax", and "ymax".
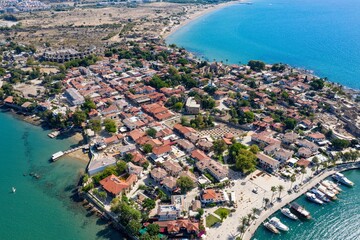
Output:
[
  {"xmin": 252, "ymin": 169, "xmax": 360, "ymax": 240},
  {"xmin": 0, "ymin": 111, "xmax": 123, "ymax": 240},
  {"xmin": 166, "ymin": 0, "xmax": 360, "ymax": 90}
]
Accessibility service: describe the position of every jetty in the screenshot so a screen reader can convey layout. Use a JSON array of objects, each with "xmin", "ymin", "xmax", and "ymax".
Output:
[{"xmin": 51, "ymin": 144, "xmax": 89, "ymax": 161}]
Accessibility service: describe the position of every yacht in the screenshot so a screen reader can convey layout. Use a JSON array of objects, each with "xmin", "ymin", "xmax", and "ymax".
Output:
[
  {"xmin": 321, "ymin": 181, "xmax": 339, "ymax": 194},
  {"xmin": 310, "ymin": 188, "xmax": 330, "ymax": 202},
  {"xmin": 306, "ymin": 192, "xmax": 323, "ymax": 205},
  {"xmin": 281, "ymin": 207, "xmax": 298, "ymax": 220},
  {"xmin": 317, "ymin": 185, "xmax": 337, "ymax": 200},
  {"xmin": 264, "ymin": 221, "xmax": 280, "ymax": 234},
  {"xmin": 269, "ymin": 217, "xmax": 289, "ymax": 231},
  {"xmin": 332, "ymin": 172, "xmax": 354, "ymax": 187},
  {"xmin": 12, "ymin": 187, "xmax": 16, "ymax": 193},
  {"xmin": 290, "ymin": 202, "xmax": 311, "ymax": 219}
]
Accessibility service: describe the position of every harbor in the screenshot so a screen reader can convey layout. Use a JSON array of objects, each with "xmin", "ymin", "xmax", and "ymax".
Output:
[{"xmin": 249, "ymin": 166, "xmax": 360, "ymax": 240}]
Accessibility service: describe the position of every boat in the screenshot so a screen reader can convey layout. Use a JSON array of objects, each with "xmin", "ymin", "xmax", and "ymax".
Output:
[
  {"xmin": 328, "ymin": 180, "xmax": 342, "ymax": 192},
  {"xmin": 332, "ymin": 172, "xmax": 354, "ymax": 187},
  {"xmin": 263, "ymin": 221, "xmax": 280, "ymax": 234},
  {"xmin": 310, "ymin": 188, "xmax": 330, "ymax": 202},
  {"xmin": 12, "ymin": 187, "xmax": 16, "ymax": 193},
  {"xmin": 321, "ymin": 180, "xmax": 339, "ymax": 194},
  {"xmin": 290, "ymin": 202, "xmax": 311, "ymax": 219},
  {"xmin": 281, "ymin": 208, "xmax": 298, "ymax": 220},
  {"xmin": 306, "ymin": 192, "xmax": 323, "ymax": 205},
  {"xmin": 269, "ymin": 217, "xmax": 289, "ymax": 231},
  {"xmin": 52, "ymin": 151, "xmax": 64, "ymax": 161},
  {"xmin": 317, "ymin": 185, "xmax": 337, "ymax": 200}
]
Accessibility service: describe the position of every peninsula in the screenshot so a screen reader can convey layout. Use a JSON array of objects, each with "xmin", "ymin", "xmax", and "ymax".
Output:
[{"xmin": 0, "ymin": 1, "xmax": 359, "ymax": 240}]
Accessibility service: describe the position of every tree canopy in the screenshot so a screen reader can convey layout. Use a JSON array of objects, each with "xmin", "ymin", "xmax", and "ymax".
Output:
[{"xmin": 176, "ymin": 176, "xmax": 195, "ymax": 193}]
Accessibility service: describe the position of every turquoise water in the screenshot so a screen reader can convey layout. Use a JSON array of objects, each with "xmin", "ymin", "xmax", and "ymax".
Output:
[
  {"xmin": 252, "ymin": 169, "xmax": 360, "ymax": 240},
  {"xmin": 167, "ymin": 0, "xmax": 360, "ymax": 89},
  {"xmin": 0, "ymin": 111, "xmax": 123, "ymax": 240}
]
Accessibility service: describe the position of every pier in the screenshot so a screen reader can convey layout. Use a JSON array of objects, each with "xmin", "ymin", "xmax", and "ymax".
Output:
[{"xmin": 51, "ymin": 144, "xmax": 89, "ymax": 161}]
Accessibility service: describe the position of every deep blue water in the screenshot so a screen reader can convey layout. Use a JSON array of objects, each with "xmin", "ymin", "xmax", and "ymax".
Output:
[
  {"xmin": 0, "ymin": 111, "xmax": 123, "ymax": 240},
  {"xmin": 167, "ymin": 0, "xmax": 360, "ymax": 89},
  {"xmin": 252, "ymin": 170, "xmax": 360, "ymax": 240}
]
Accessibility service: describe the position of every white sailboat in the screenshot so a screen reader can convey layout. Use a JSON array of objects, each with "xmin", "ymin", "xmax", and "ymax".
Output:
[{"xmin": 12, "ymin": 187, "xmax": 16, "ymax": 193}]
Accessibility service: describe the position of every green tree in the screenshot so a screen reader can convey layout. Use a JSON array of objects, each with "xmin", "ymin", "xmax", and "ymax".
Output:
[
  {"xmin": 277, "ymin": 185, "xmax": 284, "ymax": 199},
  {"xmin": 116, "ymin": 160, "xmax": 127, "ymax": 174},
  {"xmin": 248, "ymin": 60, "xmax": 265, "ymax": 72},
  {"xmin": 284, "ymin": 118, "xmax": 297, "ymax": 130},
  {"xmin": 217, "ymin": 209, "xmax": 229, "ymax": 221},
  {"xmin": 213, "ymin": 139, "xmax": 227, "ymax": 156},
  {"xmin": 89, "ymin": 119, "xmax": 101, "ymax": 132},
  {"xmin": 289, "ymin": 174, "xmax": 296, "ymax": 190},
  {"xmin": 270, "ymin": 186, "xmax": 277, "ymax": 203},
  {"xmin": 173, "ymin": 102, "xmax": 183, "ymax": 112},
  {"xmin": 176, "ymin": 176, "xmax": 195, "ymax": 193},
  {"xmin": 127, "ymin": 219, "xmax": 141, "ymax": 236},
  {"xmin": 310, "ymin": 78, "xmax": 325, "ymax": 90},
  {"xmin": 104, "ymin": 119, "xmax": 117, "ymax": 133},
  {"xmin": 143, "ymin": 144, "xmax": 153, "ymax": 154},
  {"xmin": 331, "ymin": 139, "xmax": 350, "ymax": 150},
  {"xmin": 72, "ymin": 110, "xmax": 87, "ymax": 126},
  {"xmin": 124, "ymin": 153, "xmax": 133, "ymax": 162},
  {"xmin": 146, "ymin": 128, "xmax": 157, "ymax": 138},
  {"xmin": 143, "ymin": 198, "xmax": 156, "ymax": 212},
  {"xmin": 249, "ymin": 145, "xmax": 260, "ymax": 154},
  {"xmin": 147, "ymin": 223, "xmax": 160, "ymax": 236},
  {"xmin": 83, "ymin": 97, "xmax": 96, "ymax": 111}
]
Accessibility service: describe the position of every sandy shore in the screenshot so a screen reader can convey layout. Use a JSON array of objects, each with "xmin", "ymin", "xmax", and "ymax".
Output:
[
  {"xmin": 67, "ymin": 149, "xmax": 90, "ymax": 163},
  {"xmin": 162, "ymin": 0, "xmax": 243, "ymax": 39},
  {"xmin": 242, "ymin": 162, "xmax": 360, "ymax": 240}
]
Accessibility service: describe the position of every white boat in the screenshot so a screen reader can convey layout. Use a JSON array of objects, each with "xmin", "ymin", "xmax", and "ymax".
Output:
[
  {"xmin": 328, "ymin": 180, "xmax": 342, "ymax": 192},
  {"xmin": 317, "ymin": 185, "xmax": 337, "ymax": 200},
  {"xmin": 264, "ymin": 221, "xmax": 280, "ymax": 234},
  {"xmin": 12, "ymin": 187, "xmax": 16, "ymax": 193},
  {"xmin": 332, "ymin": 172, "xmax": 354, "ymax": 187},
  {"xmin": 281, "ymin": 208, "xmax": 298, "ymax": 220},
  {"xmin": 269, "ymin": 217, "xmax": 289, "ymax": 231},
  {"xmin": 310, "ymin": 188, "xmax": 330, "ymax": 202},
  {"xmin": 321, "ymin": 181, "xmax": 339, "ymax": 194},
  {"xmin": 306, "ymin": 192, "xmax": 323, "ymax": 205}
]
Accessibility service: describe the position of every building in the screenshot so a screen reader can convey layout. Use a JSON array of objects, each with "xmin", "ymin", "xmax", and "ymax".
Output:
[
  {"xmin": 274, "ymin": 148, "xmax": 294, "ymax": 162},
  {"xmin": 162, "ymin": 176, "xmax": 178, "ymax": 192},
  {"xmin": 87, "ymin": 157, "xmax": 116, "ymax": 176},
  {"xmin": 162, "ymin": 160, "xmax": 182, "ymax": 176},
  {"xmin": 127, "ymin": 162, "xmax": 143, "ymax": 177},
  {"xmin": 150, "ymin": 167, "xmax": 167, "ymax": 182},
  {"xmin": 256, "ymin": 153, "xmax": 280, "ymax": 172},
  {"xmin": 185, "ymin": 97, "xmax": 200, "ymax": 114},
  {"xmin": 64, "ymin": 88, "xmax": 85, "ymax": 106},
  {"xmin": 99, "ymin": 174, "xmax": 137, "ymax": 197},
  {"xmin": 200, "ymin": 189, "xmax": 226, "ymax": 204},
  {"xmin": 307, "ymin": 132, "xmax": 326, "ymax": 143}
]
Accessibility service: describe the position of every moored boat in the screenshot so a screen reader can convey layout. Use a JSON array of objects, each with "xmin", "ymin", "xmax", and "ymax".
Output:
[
  {"xmin": 332, "ymin": 172, "xmax": 354, "ymax": 187},
  {"xmin": 281, "ymin": 208, "xmax": 298, "ymax": 220},
  {"xmin": 317, "ymin": 185, "xmax": 337, "ymax": 200},
  {"xmin": 264, "ymin": 221, "xmax": 280, "ymax": 234},
  {"xmin": 269, "ymin": 217, "xmax": 289, "ymax": 231},
  {"xmin": 12, "ymin": 187, "xmax": 16, "ymax": 193},
  {"xmin": 321, "ymin": 180, "xmax": 339, "ymax": 194},
  {"xmin": 310, "ymin": 188, "xmax": 330, "ymax": 202},
  {"xmin": 306, "ymin": 192, "xmax": 323, "ymax": 205},
  {"xmin": 290, "ymin": 202, "xmax": 311, "ymax": 219}
]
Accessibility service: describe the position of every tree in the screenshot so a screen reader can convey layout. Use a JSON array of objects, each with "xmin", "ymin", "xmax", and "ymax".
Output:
[
  {"xmin": 72, "ymin": 110, "xmax": 87, "ymax": 127},
  {"xmin": 89, "ymin": 119, "xmax": 101, "ymax": 132},
  {"xmin": 104, "ymin": 119, "xmax": 117, "ymax": 133},
  {"xmin": 143, "ymin": 198, "xmax": 156, "ymax": 212},
  {"xmin": 116, "ymin": 160, "xmax": 127, "ymax": 174},
  {"xmin": 127, "ymin": 219, "xmax": 141, "ymax": 236},
  {"xmin": 249, "ymin": 145, "xmax": 260, "ymax": 154},
  {"xmin": 173, "ymin": 102, "xmax": 183, "ymax": 112},
  {"xmin": 331, "ymin": 139, "xmax": 350, "ymax": 150},
  {"xmin": 312, "ymin": 156, "xmax": 320, "ymax": 171},
  {"xmin": 284, "ymin": 118, "xmax": 297, "ymax": 130},
  {"xmin": 176, "ymin": 176, "xmax": 195, "ymax": 193},
  {"xmin": 146, "ymin": 128, "xmax": 157, "ymax": 138},
  {"xmin": 290, "ymin": 174, "xmax": 296, "ymax": 190},
  {"xmin": 301, "ymin": 167, "xmax": 307, "ymax": 183},
  {"xmin": 124, "ymin": 153, "xmax": 133, "ymax": 162},
  {"xmin": 83, "ymin": 97, "xmax": 96, "ymax": 111},
  {"xmin": 277, "ymin": 185, "xmax": 284, "ymax": 199},
  {"xmin": 248, "ymin": 60, "xmax": 265, "ymax": 72},
  {"xmin": 98, "ymin": 191, "xmax": 107, "ymax": 200},
  {"xmin": 217, "ymin": 209, "xmax": 229, "ymax": 221},
  {"xmin": 147, "ymin": 223, "xmax": 160, "ymax": 236},
  {"xmin": 228, "ymin": 142, "xmax": 248, "ymax": 163},
  {"xmin": 213, "ymin": 139, "xmax": 227, "ymax": 156},
  {"xmin": 310, "ymin": 78, "xmax": 325, "ymax": 90},
  {"xmin": 143, "ymin": 144, "xmax": 153, "ymax": 154},
  {"xmin": 270, "ymin": 186, "xmax": 277, "ymax": 203}
]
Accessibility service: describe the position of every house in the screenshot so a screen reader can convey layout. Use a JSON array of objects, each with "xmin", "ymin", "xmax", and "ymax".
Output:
[
  {"xmin": 87, "ymin": 157, "xmax": 117, "ymax": 176},
  {"xmin": 118, "ymin": 144, "xmax": 136, "ymax": 157},
  {"xmin": 157, "ymin": 195, "xmax": 185, "ymax": 221},
  {"xmin": 152, "ymin": 219, "xmax": 199, "ymax": 235},
  {"xmin": 200, "ymin": 189, "xmax": 225, "ymax": 204},
  {"xmin": 307, "ymin": 132, "xmax": 326, "ymax": 143},
  {"xmin": 162, "ymin": 176, "xmax": 178, "ymax": 192},
  {"xmin": 274, "ymin": 148, "xmax": 294, "ymax": 162},
  {"xmin": 173, "ymin": 123, "xmax": 196, "ymax": 137},
  {"xmin": 185, "ymin": 97, "xmax": 200, "ymax": 114},
  {"xmin": 264, "ymin": 144, "xmax": 280, "ymax": 155},
  {"xmin": 99, "ymin": 174, "xmax": 137, "ymax": 197},
  {"xmin": 197, "ymin": 139, "xmax": 213, "ymax": 152},
  {"xmin": 150, "ymin": 167, "xmax": 167, "ymax": 182},
  {"xmin": 162, "ymin": 160, "xmax": 182, "ymax": 176},
  {"xmin": 151, "ymin": 145, "xmax": 172, "ymax": 160},
  {"xmin": 191, "ymin": 149, "xmax": 210, "ymax": 162},
  {"xmin": 256, "ymin": 153, "xmax": 280, "ymax": 172},
  {"xmin": 65, "ymin": 88, "xmax": 85, "ymax": 106},
  {"xmin": 129, "ymin": 151, "xmax": 147, "ymax": 165},
  {"xmin": 251, "ymin": 131, "xmax": 281, "ymax": 147},
  {"xmin": 297, "ymin": 147, "xmax": 312, "ymax": 158},
  {"xmin": 128, "ymin": 129, "xmax": 146, "ymax": 142},
  {"xmin": 282, "ymin": 132, "xmax": 299, "ymax": 145},
  {"xmin": 297, "ymin": 139, "xmax": 319, "ymax": 152},
  {"xmin": 127, "ymin": 162, "xmax": 143, "ymax": 177},
  {"xmin": 176, "ymin": 139, "xmax": 195, "ymax": 153}
]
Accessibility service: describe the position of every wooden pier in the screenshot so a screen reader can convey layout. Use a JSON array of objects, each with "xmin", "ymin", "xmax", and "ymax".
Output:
[{"xmin": 51, "ymin": 144, "xmax": 89, "ymax": 161}]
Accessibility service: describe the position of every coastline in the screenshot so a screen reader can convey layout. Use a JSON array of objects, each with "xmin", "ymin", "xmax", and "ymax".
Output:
[
  {"xmin": 242, "ymin": 162, "xmax": 360, "ymax": 240},
  {"xmin": 162, "ymin": 0, "xmax": 243, "ymax": 39}
]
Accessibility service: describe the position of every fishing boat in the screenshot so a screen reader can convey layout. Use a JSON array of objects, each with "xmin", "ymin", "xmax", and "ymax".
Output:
[
  {"xmin": 264, "ymin": 221, "xmax": 280, "ymax": 234},
  {"xmin": 310, "ymin": 188, "xmax": 330, "ymax": 203},
  {"xmin": 332, "ymin": 172, "xmax": 354, "ymax": 187},
  {"xmin": 281, "ymin": 207, "xmax": 298, "ymax": 220},
  {"xmin": 321, "ymin": 180, "xmax": 339, "ymax": 194},
  {"xmin": 306, "ymin": 192, "xmax": 323, "ymax": 205},
  {"xmin": 269, "ymin": 217, "xmax": 289, "ymax": 231},
  {"xmin": 290, "ymin": 202, "xmax": 311, "ymax": 219},
  {"xmin": 317, "ymin": 185, "xmax": 337, "ymax": 200},
  {"xmin": 12, "ymin": 187, "xmax": 16, "ymax": 193}
]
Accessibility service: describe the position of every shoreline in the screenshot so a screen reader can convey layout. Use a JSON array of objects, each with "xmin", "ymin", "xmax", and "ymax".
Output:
[
  {"xmin": 242, "ymin": 162, "xmax": 360, "ymax": 240},
  {"xmin": 162, "ymin": 0, "xmax": 243, "ymax": 39}
]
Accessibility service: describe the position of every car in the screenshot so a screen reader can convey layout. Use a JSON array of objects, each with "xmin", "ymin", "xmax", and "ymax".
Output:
[{"xmin": 252, "ymin": 187, "xmax": 258, "ymax": 194}]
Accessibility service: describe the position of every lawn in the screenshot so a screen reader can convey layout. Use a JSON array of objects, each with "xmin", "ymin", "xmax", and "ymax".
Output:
[
  {"xmin": 206, "ymin": 214, "xmax": 221, "ymax": 228},
  {"xmin": 214, "ymin": 208, "xmax": 231, "ymax": 217}
]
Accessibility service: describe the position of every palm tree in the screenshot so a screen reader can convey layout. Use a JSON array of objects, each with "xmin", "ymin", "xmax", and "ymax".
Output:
[
  {"xmin": 301, "ymin": 167, "xmax": 307, "ymax": 183},
  {"xmin": 241, "ymin": 216, "xmax": 247, "ymax": 226},
  {"xmin": 252, "ymin": 208, "xmax": 258, "ymax": 216},
  {"xmin": 278, "ymin": 185, "xmax": 284, "ymax": 199},
  {"xmin": 270, "ymin": 186, "xmax": 277, "ymax": 203},
  {"xmin": 312, "ymin": 156, "xmax": 320, "ymax": 171},
  {"xmin": 264, "ymin": 198, "xmax": 270, "ymax": 208},
  {"xmin": 290, "ymin": 174, "xmax": 296, "ymax": 190}
]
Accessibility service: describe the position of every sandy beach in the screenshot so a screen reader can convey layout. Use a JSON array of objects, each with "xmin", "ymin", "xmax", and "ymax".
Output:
[{"xmin": 162, "ymin": 0, "xmax": 243, "ymax": 39}]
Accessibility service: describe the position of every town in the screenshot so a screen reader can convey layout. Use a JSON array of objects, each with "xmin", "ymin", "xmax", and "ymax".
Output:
[{"xmin": 1, "ymin": 3, "xmax": 360, "ymax": 239}]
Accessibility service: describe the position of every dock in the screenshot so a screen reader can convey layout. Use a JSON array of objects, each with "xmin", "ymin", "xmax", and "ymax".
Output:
[{"xmin": 51, "ymin": 144, "xmax": 89, "ymax": 161}]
